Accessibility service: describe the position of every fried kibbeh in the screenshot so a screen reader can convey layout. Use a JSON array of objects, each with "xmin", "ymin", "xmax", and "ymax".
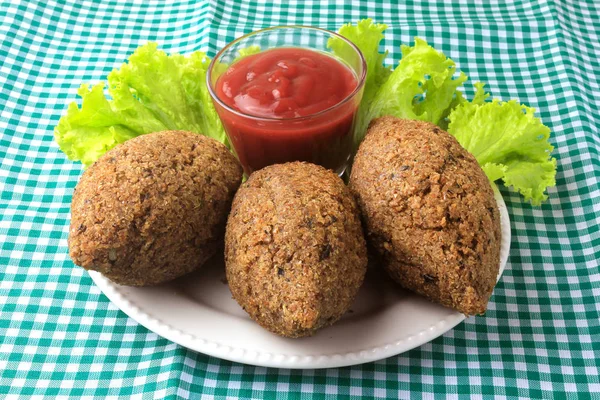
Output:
[
  {"xmin": 225, "ymin": 162, "xmax": 367, "ymax": 338},
  {"xmin": 69, "ymin": 130, "xmax": 243, "ymax": 286},
  {"xmin": 350, "ymin": 116, "xmax": 501, "ymax": 315}
]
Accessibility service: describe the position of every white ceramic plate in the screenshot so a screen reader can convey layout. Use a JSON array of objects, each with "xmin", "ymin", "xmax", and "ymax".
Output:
[{"xmin": 90, "ymin": 189, "xmax": 510, "ymax": 369}]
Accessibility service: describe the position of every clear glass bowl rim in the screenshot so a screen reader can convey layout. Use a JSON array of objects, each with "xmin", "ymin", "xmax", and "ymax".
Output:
[{"xmin": 206, "ymin": 25, "xmax": 367, "ymax": 122}]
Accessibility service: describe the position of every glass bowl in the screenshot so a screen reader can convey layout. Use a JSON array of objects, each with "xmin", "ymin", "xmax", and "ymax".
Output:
[{"xmin": 207, "ymin": 25, "xmax": 366, "ymax": 175}]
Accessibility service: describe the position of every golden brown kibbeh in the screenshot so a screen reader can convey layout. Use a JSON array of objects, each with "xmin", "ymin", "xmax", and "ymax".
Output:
[
  {"xmin": 225, "ymin": 162, "xmax": 368, "ymax": 338},
  {"xmin": 69, "ymin": 130, "xmax": 243, "ymax": 286},
  {"xmin": 350, "ymin": 116, "xmax": 501, "ymax": 315}
]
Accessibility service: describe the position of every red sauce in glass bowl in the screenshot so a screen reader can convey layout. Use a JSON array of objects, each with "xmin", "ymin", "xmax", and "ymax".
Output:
[{"xmin": 213, "ymin": 47, "xmax": 361, "ymax": 175}]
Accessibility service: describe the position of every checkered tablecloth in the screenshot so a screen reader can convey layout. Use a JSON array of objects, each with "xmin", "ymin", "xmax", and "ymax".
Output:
[{"xmin": 1, "ymin": 0, "xmax": 599, "ymax": 398}]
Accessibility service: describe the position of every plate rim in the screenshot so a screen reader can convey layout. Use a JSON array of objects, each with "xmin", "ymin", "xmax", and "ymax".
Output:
[{"xmin": 89, "ymin": 188, "xmax": 510, "ymax": 369}]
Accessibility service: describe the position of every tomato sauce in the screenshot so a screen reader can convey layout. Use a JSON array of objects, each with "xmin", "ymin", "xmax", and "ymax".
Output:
[{"xmin": 213, "ymin": 47, "xmax": 360, "ymax": 175}]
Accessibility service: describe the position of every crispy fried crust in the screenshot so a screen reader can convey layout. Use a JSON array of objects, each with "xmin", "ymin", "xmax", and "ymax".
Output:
[
  {"xmin": 225, "ymin": 162, "xmax": 368, "ymax": 338},
  {"xmin": 350, "ymin": 116, "xmax": 501, "ymax": 315},
  {"xmin": 69, "ymin": 130, "xmax": 243, "ymax": 286}
]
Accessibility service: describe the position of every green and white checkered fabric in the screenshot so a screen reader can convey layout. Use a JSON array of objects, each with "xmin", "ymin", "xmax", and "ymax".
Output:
[{"xmin": 1, "ymin": 0, "xmax": 599, "ymax": 398}]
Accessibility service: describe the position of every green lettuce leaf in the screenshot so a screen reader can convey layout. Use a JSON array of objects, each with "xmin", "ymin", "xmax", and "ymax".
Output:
[
  {"xmin": 448, "ymin": 84, "xmax": 556, "ymax": 205},
  {"xmin": 234, "ymin": 45, "xmax": 261, "ymax": 62},
  {"xmin": 54, "ymin": 83, "xmax": 146, "ymax": 167},
  {"xmin": 366, "ymin": 38, "xmax": 468, "ymax": 132},
  {"xmin": 332, "ymin": 19, "xmax": 391, "ymax": 148},
  {"xmin": 55, "ymin": 42, "xmax": 227, "ymax": 168},
  {"xmin": 335, "ymin": 20, "xmax": 555, "ymax": 204}
]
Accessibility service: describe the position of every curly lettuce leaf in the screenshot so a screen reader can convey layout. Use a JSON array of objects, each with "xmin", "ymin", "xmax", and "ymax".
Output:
[
  {"xmin": 55, "ymin": 42, "xmax": 227, "ymax": 168},
  {"xmin": 54, "ymin": 83, "xmax": 147, "ymax": 167},
  {"xmin": 366, "ymin": 38, "xmax": 468, "ymax": 131},
  {"xmin": 331, "ymin": 19, "xmax": 391, "ymax": 148},
  {"xmin": 335, "ymin": 19, "xmax": 555, "ymax": 205},
  {"xmin": 448, "ymin": 84, "xmax": 556, "ymax": 205},
  {"xmin": 234, "ymin": 45, "xmax": 261, "ymax": 62}
]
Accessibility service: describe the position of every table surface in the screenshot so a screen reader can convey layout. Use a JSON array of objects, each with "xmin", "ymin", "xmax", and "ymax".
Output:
[{"xmin": 1, "ymin": 0, "xmax": 599, "ymax": 398}]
